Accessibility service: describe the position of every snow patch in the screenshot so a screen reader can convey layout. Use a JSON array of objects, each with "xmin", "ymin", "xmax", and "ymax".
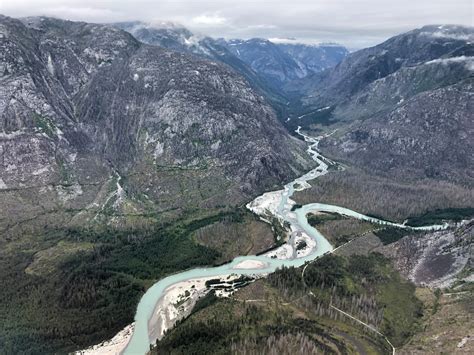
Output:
[
  {"xmin": 153, "ymin": 141, "xmax": 164, "ymax": 159},
  {"xmin": 0, "ymin": 178, "xmax": 7, "ymax": 189},
  {"xmin": 47, "ymin": 54, "xmax": 55, "ymax": 75},
  {"xmin": 424, "ymin": 55, "xmax": 474, "ymax": 71},
  {"xmin": 210, "ymin": 140, "xmax": 221, "ymax": 151}
]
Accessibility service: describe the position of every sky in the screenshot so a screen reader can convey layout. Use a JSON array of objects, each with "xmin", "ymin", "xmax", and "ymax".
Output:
[{"xmin": 1, "ymin": 0, "xmax": 473, "ymax": 48}]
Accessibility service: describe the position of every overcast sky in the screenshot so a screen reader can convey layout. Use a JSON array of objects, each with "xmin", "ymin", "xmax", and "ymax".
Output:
[{"xmin": 1, "ymin": 0, "xmax": 473, "ymax": 48}]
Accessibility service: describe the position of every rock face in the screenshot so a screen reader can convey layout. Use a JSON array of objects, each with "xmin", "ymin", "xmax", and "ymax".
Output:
[
  {"xmin": 113, "ymin": 21, "xmax": 292, "ymax": 118},
  {"xmin": 0, "ymin": 15, "xmax": 313, "ymax": 231},
  {"xmin": 290, "ymin": 25, "xmax": 474, "ymax": 185}
]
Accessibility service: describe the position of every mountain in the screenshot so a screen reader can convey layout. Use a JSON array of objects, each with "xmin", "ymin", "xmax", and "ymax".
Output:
[
  {"xmin": 0, "ymin": 15, "xmax": 317, "ymax": 353},
  {"xmin": 320, "ymin": 79, "xmax": 473, "ymax": 184},
  {"xmin": 113, "ymin": 22, "xmax": 348, "ymax": 89},
  {"xmin": 112, "ymin": 22, "xmax": 349, "ymax": 125},
  {"xmin": 113, "ymin": 21, "xmax": 296, "ymax": 119},
  {"xmin": 113, "ymin": 21, "xmax": 232, "ymax": 60},
  {"xmin": 277, "ymin": 42, "xmax": 349, "ymax": 74},
  {"xmin": 1, "ymin": 15, "xmax": 313, "ymax": 226},
  {"xmin": 222, "ymin": 38, "xmax": 348, "ymax": 86},
  {"xmin": 286, "ymin": 25, "xmax": 473, "ymax": 184},
  {"xmin": 292, "ymin": 25, "xmax": 473, "ymax": 116}
]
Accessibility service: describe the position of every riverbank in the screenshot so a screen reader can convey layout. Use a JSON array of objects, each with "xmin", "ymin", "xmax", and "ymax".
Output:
[{"xmin": 75, "ymin": 324, "xmax": 134, "ymax": 355}]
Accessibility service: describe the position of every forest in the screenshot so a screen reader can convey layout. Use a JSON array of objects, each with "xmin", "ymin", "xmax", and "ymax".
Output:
[
  {"xmin": 154, "ymin": 252, "xmax": 423, "ymax": 354},
  {"xmin": 0, "ymin": 209, "xmax": 253, "ymax": 354}
]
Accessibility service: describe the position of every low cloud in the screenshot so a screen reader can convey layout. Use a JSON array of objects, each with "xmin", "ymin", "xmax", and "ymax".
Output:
[
  {"xmin": 1, "ymin": 0, "xmax": 472, "ymax": 48},
  {"xmin": 192, "ymin": 14, "xmax": 228, "ymax": 26}
]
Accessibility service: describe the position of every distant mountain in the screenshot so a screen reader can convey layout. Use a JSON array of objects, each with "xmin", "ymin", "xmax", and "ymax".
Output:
[
  {"xmin": 113, "ymin": 22, "xmax": 348, "ymax": 88},
  {"xmin": 113, "ymin": 21, "xmax": 294, "ymax": 117},
  {"xmin": 113, "ymin": 22, "xmax": 348, "ymax": 124},
  {"xmin": 113, "ymin": 21, "xmax": 230, "ymax": 59},
  {"xmin": 277, "ymin": 42, "xmax": 349, "ymax": 74},
  {"xmin": 221, "ymin": 38, "xmax": 348, "ymax": 86}
]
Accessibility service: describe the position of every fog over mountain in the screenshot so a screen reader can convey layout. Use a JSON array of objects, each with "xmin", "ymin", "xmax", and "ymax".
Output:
[{"xmin": 2, "ymin": 0, "xmax": 472, "ymax": 48}]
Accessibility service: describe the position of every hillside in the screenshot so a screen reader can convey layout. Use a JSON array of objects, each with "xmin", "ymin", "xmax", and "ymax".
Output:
[
  {"xmin": 283, "ymin": 25, "xmax": 473, "ymax": 186},
  {"xmin": 1, "ymin": 15, "xmax": 313, "ymax": 230},
  {"xmin": 0, "ymin": 15, "xmax": 313, "ymax": 353}
]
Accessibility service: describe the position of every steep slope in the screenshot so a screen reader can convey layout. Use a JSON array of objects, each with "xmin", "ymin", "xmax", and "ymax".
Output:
[
  {"xmin": 0, "ymin": 15, "xmax": 312, "ymax": 230},
  {"xmin": 224, "ymin": 38, "xmax": 306, "ymax": 85},
  {"xmin": 113, "ymin": 21, "xmax": 290, "ymax": 110},
  {"xmin": 321, "ymin": 79, "xmax": 473, "ymax": 185},
  {"xmin": 277, "ymin": 42, "xmax": 348, "ymax": 74},
  {"xmin": 286, "ymin": 25, "xmax": 473, "ymax": 186},
  {"xmin": 112, "ymin": 22, "xmax": 348, "ymax": 124},
  {"xmin": 292, "ymin": 25, "xmax": 473, "ymax": 117}
]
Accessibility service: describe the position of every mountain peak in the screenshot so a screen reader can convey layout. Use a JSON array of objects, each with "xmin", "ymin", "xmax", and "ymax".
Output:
[{"xmin": 414, "ymin": 24, "xmax": 474, "ymax": 41}]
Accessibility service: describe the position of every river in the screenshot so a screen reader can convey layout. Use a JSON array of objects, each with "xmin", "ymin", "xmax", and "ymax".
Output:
[{"xmin": 122, "ymin": 127, "xmax": 447, "ymax": 354}]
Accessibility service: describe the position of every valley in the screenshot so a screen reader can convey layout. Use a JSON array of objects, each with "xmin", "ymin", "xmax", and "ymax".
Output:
[
  {"xmin": 0, "ymin": 11, "xmax": 472, "ymax": 355},
  {"xmin": 80, "ymin": 127, "xmax": 459, "ymax": 354}
]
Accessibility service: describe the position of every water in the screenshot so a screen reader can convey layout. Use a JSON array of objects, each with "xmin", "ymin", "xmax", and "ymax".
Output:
[{"xmin": 123, "ymin": 127, "xmax": 446, "ymax": 354}]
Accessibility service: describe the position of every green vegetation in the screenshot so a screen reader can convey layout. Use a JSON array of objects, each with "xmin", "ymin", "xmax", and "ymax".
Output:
[
  {"xmin": 290, "ymin": 204, "xmax": 302, "ymax": 211},
  {"xmin": 192, "ymin": 209, "xmax": 275, "ymax": 264},
  {"xmin": 270, "ymin": 218, "xmax": 290, "ymax": 245},
  {"xmin": 154, "ymin": 253, "xmax": 423, "ymax": 354},
  {"xmin": 306, "ymin": 212, "xmax": 342, "ymax": 225},
  {"xmin": 189, "ymin": 291, "xmax": 219, "ymax": 316},
  {"xmin": 34, "ymin": 113, "xmax": 57, "ymax": 138},
  {"xmin": 307, "ymin": 213, "xmax": 377, "ymax": 247},
  {"xmin": 271, "ymin": 253, "xmax": 423, "ymax": 347},
  {"xmin": 374, "ymin": 227, "xmax": 422, "ymax": 245},
  {"xmin": 406, "ymin": 208, "xmax": 474, "ymax": 227},
  {"xmin": 286, "ymin": 105, "xmax": 336, "ymax": 131},
  {"xmin": 0, "ymin": 209, "xmax": 255, "ymax": 353},
  {"xmin": 293, "ymin": 167, "xmax": 474, "ymax": 223}
]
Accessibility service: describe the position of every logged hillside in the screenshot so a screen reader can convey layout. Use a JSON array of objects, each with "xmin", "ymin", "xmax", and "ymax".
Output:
[{"xmin": 154, "ymin": 253, "xmax": 422, "ymax": 354}]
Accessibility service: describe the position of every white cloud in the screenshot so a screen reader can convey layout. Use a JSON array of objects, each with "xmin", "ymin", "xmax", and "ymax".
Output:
[
  {"xmin": 43, "ymin": 6, "xmax": 121, "ymax": 22},
  {"xmin": 1, "ymin": 0, "xmax": 472, "ymax": 48},
  {"xmin": 191, "ymin": 14, "xmax": 228, "ymax": 26}
]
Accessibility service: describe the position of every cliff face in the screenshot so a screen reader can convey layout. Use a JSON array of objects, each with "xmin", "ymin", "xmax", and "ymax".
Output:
[{"xmin": 0, "ymin": 15, "xmax": 313, "ymax": 231}]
